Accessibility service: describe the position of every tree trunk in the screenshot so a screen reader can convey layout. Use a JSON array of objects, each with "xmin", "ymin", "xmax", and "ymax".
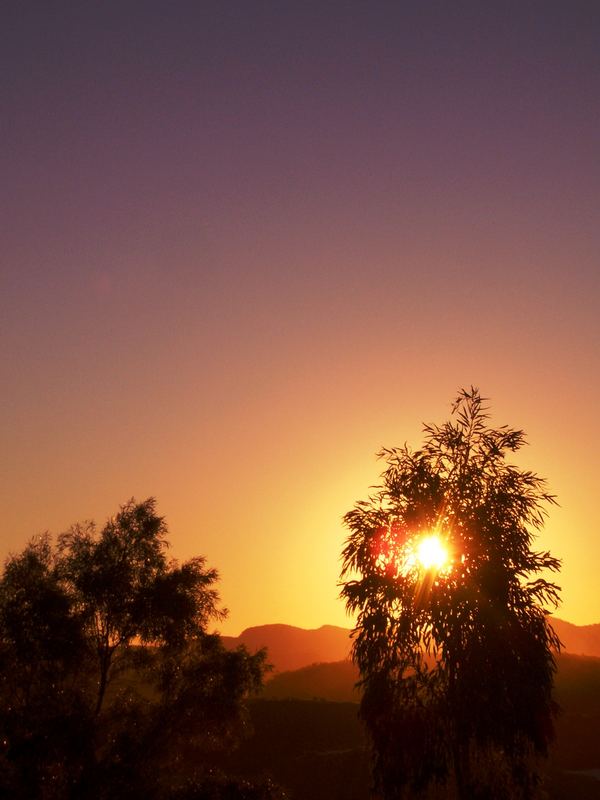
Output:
[{"xmin": 95, "ymin": 650, "xmax": 111, "ymax": 716}]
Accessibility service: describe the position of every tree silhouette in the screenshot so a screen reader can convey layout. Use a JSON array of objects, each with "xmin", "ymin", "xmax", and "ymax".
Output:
[
  {"xmin": 0, "ymin": 499, "xmax": 274, "ymax": 800},
  {"xmin": 0, "ymin": 536, "xmax": 93, "ymax": 796},
  {"xmin": 57, "ymin": 498, "xmax": 226, "ymax": 716},
  {"xmin": 341, "ymin": 389, "xmax": 561, "ymax": 799}
]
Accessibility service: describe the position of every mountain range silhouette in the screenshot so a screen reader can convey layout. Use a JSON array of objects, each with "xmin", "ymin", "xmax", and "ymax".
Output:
[{"xmin": 222, "ymin": 618, "xmax": 600, "ymax": 672}]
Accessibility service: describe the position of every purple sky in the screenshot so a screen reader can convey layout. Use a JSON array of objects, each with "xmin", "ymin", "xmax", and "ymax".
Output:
[{"xmin": 2, "ymin": 1, "xmax": 599, "ymax": 633}]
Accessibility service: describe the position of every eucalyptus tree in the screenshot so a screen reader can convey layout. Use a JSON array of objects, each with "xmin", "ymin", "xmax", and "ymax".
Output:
[{"xmin": 341, "ymin": 388, "xmax": 561, "ymax": 799}]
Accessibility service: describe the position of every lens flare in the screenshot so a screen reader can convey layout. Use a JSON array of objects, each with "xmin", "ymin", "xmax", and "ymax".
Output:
[{"xmin": 416, "ymin": 535, "xmax": 448, "ymax": 570}]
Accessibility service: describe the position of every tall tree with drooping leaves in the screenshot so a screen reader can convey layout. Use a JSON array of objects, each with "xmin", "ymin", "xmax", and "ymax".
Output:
[{"xmin": 341, "ymin": 388, "xmax": 561, "ymax": 799}]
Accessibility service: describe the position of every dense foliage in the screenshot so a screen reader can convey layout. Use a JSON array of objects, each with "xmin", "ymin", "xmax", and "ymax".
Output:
[
  {"xmin": 0, "ymin": 499, "xmax": 279, "ymax": 800},
  {"xmin": 341, "ymin": 389, "xmax": 561, "ymax": 799}
]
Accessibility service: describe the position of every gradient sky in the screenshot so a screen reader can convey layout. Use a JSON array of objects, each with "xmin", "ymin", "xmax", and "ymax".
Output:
[{"xmin": 2, "ymin": 1, "xmax": 599, "ymax": 635}]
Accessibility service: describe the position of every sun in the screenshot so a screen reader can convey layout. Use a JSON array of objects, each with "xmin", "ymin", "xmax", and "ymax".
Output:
[{"xmin": 416, "ymin": 535, "xmax": 448, "ymax": 571}]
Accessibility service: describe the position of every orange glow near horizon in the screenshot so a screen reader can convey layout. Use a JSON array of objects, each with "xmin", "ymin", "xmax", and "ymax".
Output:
[{"xmin": 2, "ymin": 2, "xmax": 600, "ymax": 637}]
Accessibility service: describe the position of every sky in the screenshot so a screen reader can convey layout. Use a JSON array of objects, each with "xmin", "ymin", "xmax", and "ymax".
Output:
[{"xmin": 2, "ymin": 1, "xmax": 599, "ymax": 635}]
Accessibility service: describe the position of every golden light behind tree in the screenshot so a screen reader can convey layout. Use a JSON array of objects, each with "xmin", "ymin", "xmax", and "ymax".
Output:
[
  {"xmin": 341, "ymin": 388, "xmax": 562, "ymax": 799},
  {"xmin": 415, "ymin": 534, "xmax": 449, "ymax": 571}
]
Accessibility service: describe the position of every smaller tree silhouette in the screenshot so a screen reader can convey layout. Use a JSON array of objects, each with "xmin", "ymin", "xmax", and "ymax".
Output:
[
  {"xmin": 341, "ymin": 389, "xmax": 561, "ymax": 799},
  {"xmin": 0, "ymin": 498, "xmax": 272, "ymax": 800},
  {"xmin": 57, "ymin": 498, "xmax": 225, "ymax": 716}
]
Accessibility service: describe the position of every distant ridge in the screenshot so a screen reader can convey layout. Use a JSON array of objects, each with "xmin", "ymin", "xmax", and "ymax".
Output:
[
  {"xmin": 221, "ymin": 624, "xmax": 351, "ymax": 672},
  {"xmin": 263, "ymin": 652, "xmax": 600, "ymax": 707},
  {"xmin": 551, "ymin": 618, "xmax": 600, "ymax": 657},
  {"xmin": 222, "ymin": 618, "xmax": 600, "ymax": 672},
  {"xmin": 263, "ymin": 660, "xmax": 360, "ymax": 702}
]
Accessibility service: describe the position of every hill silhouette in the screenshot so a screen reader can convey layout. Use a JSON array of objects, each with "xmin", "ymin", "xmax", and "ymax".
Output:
[
  {"xmin": 263, "ymin": 660, "xmax": 360, "ymax": 702},
  {"xmin": 259, "ymin": 652, "xmax": 600, "ymax": 706},
  {"xmin": 218, "ymin": 622, "xmax": 600, "ymax": 800},
  {"xmin": 216, "ymin": 655, "xmax": 600, "ymax": 800},
  {"xmin": 551, "ymin": 618, "xmax": 600, "ymax": 657},
  {"xmin": 221, "ymin": 624, "xmax": 351, "ymax": 672},
  {"xmin": 222, "ymin": 618, "xmax": 600, "ymax": 673}
]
